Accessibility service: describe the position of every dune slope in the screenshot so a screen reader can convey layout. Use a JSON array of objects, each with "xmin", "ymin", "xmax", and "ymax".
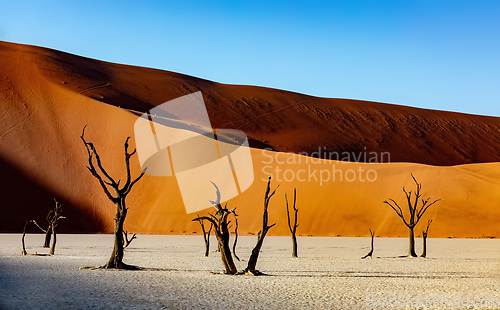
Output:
[{"xmin": 7, "ymin": 41, "xmax": 500, "ymax": 166}]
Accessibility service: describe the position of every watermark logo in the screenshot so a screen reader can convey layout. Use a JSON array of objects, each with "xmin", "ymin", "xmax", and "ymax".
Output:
[
  {"xmin": 261, "ymin": 147, "xmax": 390, "ymax": 185},
  {"xmin": 366, "ymin": 294, "xmax": 499, "ymax": 308},
  {"xmin": 133, "ymin": 92, "xmax": 254, "ymax": 213}
]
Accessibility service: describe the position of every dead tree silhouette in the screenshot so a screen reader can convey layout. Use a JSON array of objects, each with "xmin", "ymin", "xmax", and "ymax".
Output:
[
  {"xmin": 192, "ymin": 183, "xmax": 238, "ymax": 274},
  {"xmin": 195, "ymin": 213, "xmax": 213, "ymax": 257},
  {"xmin": 420, "ymin": 220, "xmax": 433, "ymax": 258},
  {"xmin": 383, "ymin": 174, "xmax": 441, "ymax": 257},
  {"xmin": 244, "ymin": 176, "xmax": 278, "ymax": 275},
  {"xmin": 81, "ymin": 126, "xmax": 145, "ymax": 269},
  {"xmin": 361, "ymin": 229, "xmax": 375, "ymax": 259},
  {"xmin": 285, "ymin": 188, "xmax": 299, "ymax": 258},
  {"xmin": 21, "ymin": 199, "xmax": 65, "ymax": 255}
]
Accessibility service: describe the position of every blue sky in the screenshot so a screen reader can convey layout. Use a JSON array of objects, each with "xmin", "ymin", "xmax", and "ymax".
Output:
[{"xmin": 1, "ymin": 0, "xmax": 499, "ymax": 116}]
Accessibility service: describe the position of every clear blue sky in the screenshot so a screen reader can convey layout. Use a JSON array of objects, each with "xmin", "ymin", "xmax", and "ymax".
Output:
[{"xmin": 1, "ymin": 0, "xmax": 499, "ymax": 116}]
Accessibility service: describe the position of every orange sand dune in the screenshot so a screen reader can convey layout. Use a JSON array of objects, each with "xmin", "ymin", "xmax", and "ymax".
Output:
[
  {"xmin": 0, "ymin": 41, "xmax": 499, "ymax": 237},
  {"xmin": 5, "ymin": 41, "xmax": 500, "ymax": 166}
]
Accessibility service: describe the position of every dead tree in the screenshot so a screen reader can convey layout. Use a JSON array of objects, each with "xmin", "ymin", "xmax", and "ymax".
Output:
[
  {"xmin": 24, "ymin": 199, "xmax": 65, "ymax": 255},
  {"xmin": 361, "ymin": 229, "xmax": 375, "ymax": 259},
  {"xmin": 193, "ymin": 183, "xmax": 238, "ymax": 274},
  {"xmin": 195, "ymin": 214, "xmax": 213, "ymax": 257},
  {"xmin": 47, "ymin": 199, "xmax": 65, "ymax": 255},
  {"xmin": 383, "ymin": 174, "xmax": 441, "ymax": 257},
  {"xmin": 285, "ymin": 188, "xmax": 299, "ymax": 258},
  {"xmin": 244, "ymin": 176, "xmax": 278, "ymax": 275},
  {"xmin": 232, "ymin": 211, "xmax": 240, "ymax": 261},
  {"xmin": 31, "ymin": 200, "xmax": 64, "ymax": 248},
  {"xmin": 123, "ymin": 230, "xmax": 137, "ymax": 249},
  {"xmin": 21, "ymin": 219, "xmax": 33, "ymax": 255},
  {"xmin": 420, "ymin": 220, "xmax": 433, "ymax": 258},
  {"xmin": 81, "ymin": 126, "xmax": 146, "ymax": 269}
]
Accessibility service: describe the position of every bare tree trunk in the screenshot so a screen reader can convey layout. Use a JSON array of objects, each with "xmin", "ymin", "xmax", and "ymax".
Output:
[
  {"xmin": 22, "ymin": 220, "xmax": 31, "ymax": 255},
  {"xmin": 48, "ymin": 224, "xmax": 56, "ymax": 255},
  {"xmin": 232, "ymin": 212, "xmax": 240, "ymax": 261},
  {"xmin": 245, "ymin": 176, "xmax": 278, "ymax": 275},
  {"xmin": 421, "ymin": 232, "xmax": 427, "ymax": 258},
  {"xmin": 219, "ymin": 229, "xmax": 237, "ymax": 274},
  {"xmin": 246, "ymin": 233, "xmax": 265, "ymax": 273},
  {"xmin": 291, "ymin": 236, "xmax": 298, "ymax": 258},
  {"xmin": 105, "ymin": 202, "xmax": 126, "ymax": 268},
  {"xmin": 420, "ymin": 220, "xmax": 432, "ymax": 258},
  {"xmin": 195, "ymin": 214, "xmax": 212, "ymax": 257},
  {"xmin": 285, "ymin": 188, "xmax": 298, "ymax": 258},
  {"xmin": 361, "ymin": 229, "xmax": 374, "ymax": 259},
  {"xmin": 43, "ymin": 228, "xmax": 52, "ymax": 248},
  {"xmin": 205, "ymin": 230, "xmax": 211, "ymax": 257},
  {"xmin": 408, "ymin": 226, "xmax": 417, "ymax": 257}
]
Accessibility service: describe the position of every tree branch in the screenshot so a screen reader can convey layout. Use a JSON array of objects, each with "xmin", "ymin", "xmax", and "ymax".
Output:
[
  {"xmin": 416, "ymin": 198, "xmax": 441, "ymax": 221},
  {"xmin": 123, "ymin": 168, "xmax": 146, "ymax": 196},
  {"xmin": 231, "ymin": 209, "xmax": 240, "ymax": 261},
  {"xmin": 81, "ymin": 126, "xmax": 116, "ymax": 186},
  {"xmin": 81, "ymin": 127, "xmax": 116, "ymax": 201},
  {"xmin": 123, "ymin": 230, "xmax": 137, "ymax": 249},
  {"xmin": 285, "ymin": 188, "xmax": 299, "ymax": 235},
  {"xmin": 285, "ymin": 193, "xmax": 293, "ymax": 233},
  {"xmin": 209, "ymin": 182, "xmax": 222, "ymax": 212},
  {"xmin": 32, "ymin": 220, "xmax": 47, "ymax": 233},
  {"xmin": 192, "ymin": 216, "xmax": 218, "ymax": 232},
  {"xmin": 122, "ymin": 137, "xmax": 135, "ymax": 191},
  {"xmin": 383, "ymin": 199, "xmax": 409, "ymax": 227}
]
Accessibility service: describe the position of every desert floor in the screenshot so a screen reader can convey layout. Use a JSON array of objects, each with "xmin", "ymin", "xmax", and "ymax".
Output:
[{"xmin": 0, "ymin": 234, "xmax": 499, "ymax": 309}]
